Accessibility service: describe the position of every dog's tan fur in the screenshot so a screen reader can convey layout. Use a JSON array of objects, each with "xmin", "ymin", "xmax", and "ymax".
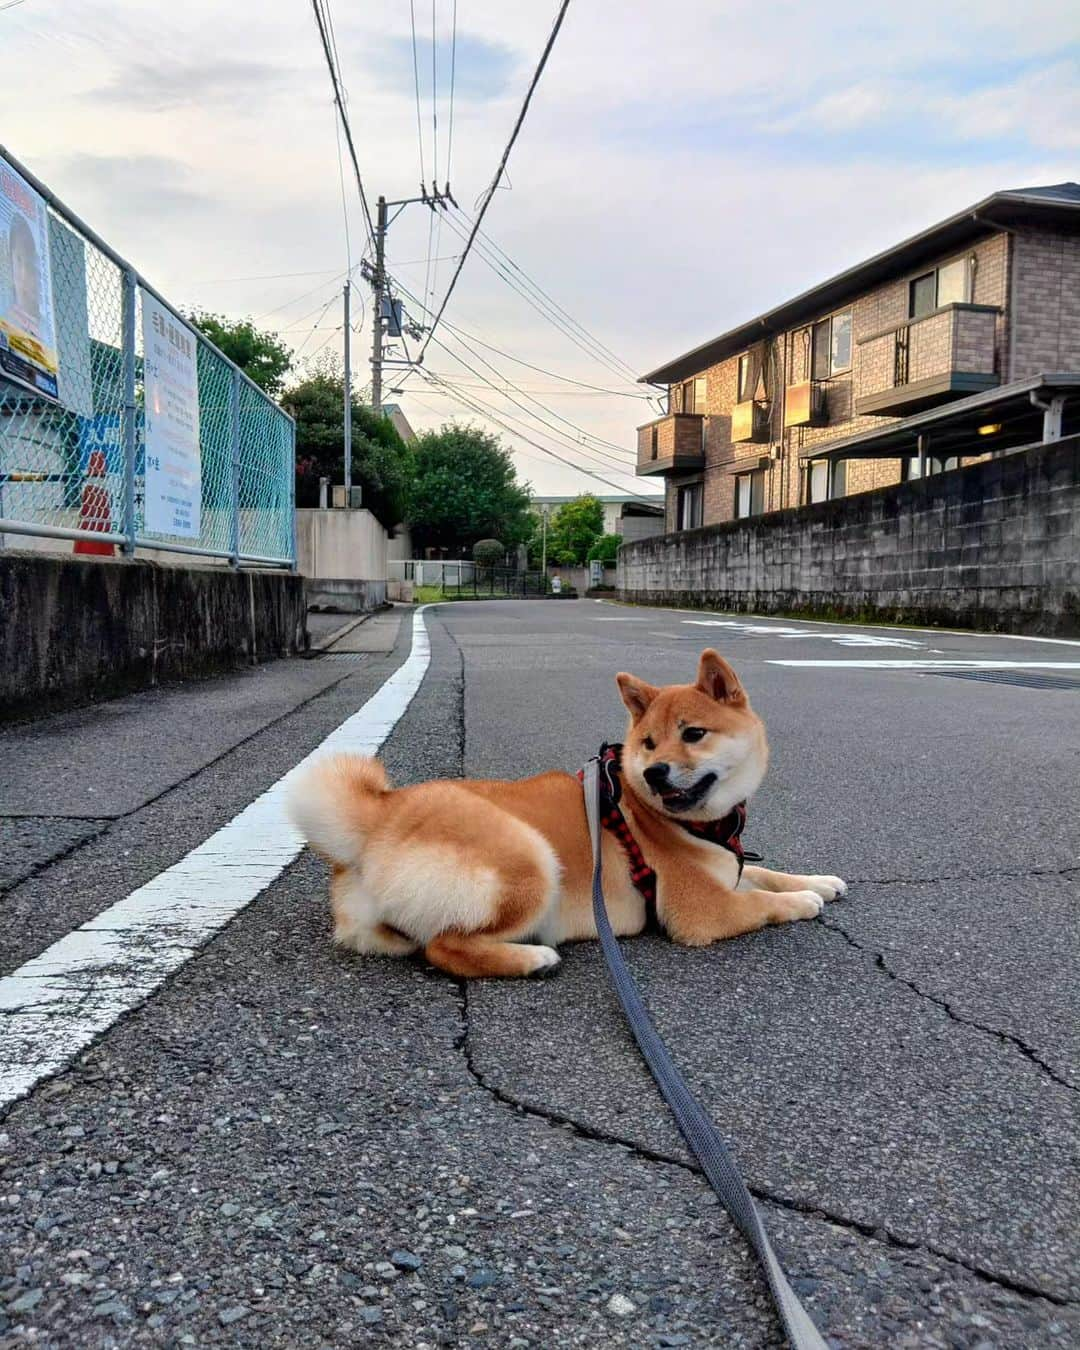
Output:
[{"xmin": 288, "ymin": 650, "xmax": 846, "ymax": 978}]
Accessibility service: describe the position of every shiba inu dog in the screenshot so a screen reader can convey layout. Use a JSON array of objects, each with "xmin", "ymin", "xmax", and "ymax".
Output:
[{"xmin": 288, "ymin": 649, "xmax": 847, "ymax": 978}]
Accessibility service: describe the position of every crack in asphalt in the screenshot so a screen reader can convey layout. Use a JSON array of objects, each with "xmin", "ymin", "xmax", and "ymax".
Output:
[
  {"xmin": 451, "ymin": 978, "xmax": 1077, "ymax": 1311},
  {"xmin": 0, "ymin": 661, "xmax": 379, "ymax": 902},
  {"xmin": 818, "ymin": 916, "xmax": 1078, "ymax": 1094},
  {"xmin": 440, "ymin": 610, "xmax": 1076, "ymax": 1312},
  {"xmin": 846, "ymin": 864, "xmax": 1080, "ymax": 886}
]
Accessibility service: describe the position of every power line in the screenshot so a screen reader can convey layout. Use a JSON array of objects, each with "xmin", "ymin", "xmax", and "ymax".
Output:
[
  {"xmin": 463, "ymin": 211, "xmax": 641, "ymax": 381},
  {"xmin": 417, "ymin": 368, "xmax": 659, "ymax": 501},
  {"xmin": 436, "ymin": 207, "xmax": 641, "ymax": 387},
  {"xmin": 445, "ymin": 0, "xmax": 459, "ymax": 186},
  {"xmin": 254, "ymin": 269, "xmax": 347, "ymax": 322},
  {"xmin": 432, "ymin": 321, "xmax": 652, "ymax": 397},
  {"xmin": 408, "ymin": 0, "xmax": 426, "ymax": 190},
  {"xmin": 193, "ymin": 267, "xmax": 342, "ymax": 284},
  {"xmin": 430, "ymin": 0, "xmax": 439, "ymax": 189},
  {"xmin": 389, "ymin": 274, "xmax": 638, "ymax": 463},
  {"xmin": 416, "ymin": 0, "xmax": 572, "ymax": 359},
  {"xmin": 311, "ymin": 0, "xmax": 375, "ymax": 247}
]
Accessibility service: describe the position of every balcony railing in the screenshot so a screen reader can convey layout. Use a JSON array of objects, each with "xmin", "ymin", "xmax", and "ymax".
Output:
[
  {"xmin": 636, "ymin": 413, "xmax": 705, "ymax": 476},
  {"xmin": 854, "ymin": 303, "xmax": 1000, "ymax": 417}
]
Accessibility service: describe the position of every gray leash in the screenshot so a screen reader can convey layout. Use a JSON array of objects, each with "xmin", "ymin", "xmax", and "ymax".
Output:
[{"xmin": 583, "ymin": 759, "xmax": 829, "ymax": 1350}]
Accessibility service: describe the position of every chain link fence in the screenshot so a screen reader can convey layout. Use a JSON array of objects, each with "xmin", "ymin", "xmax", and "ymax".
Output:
[{"xmin": 0, "ymin": 146, "xmax": 295, "ymax": 568}]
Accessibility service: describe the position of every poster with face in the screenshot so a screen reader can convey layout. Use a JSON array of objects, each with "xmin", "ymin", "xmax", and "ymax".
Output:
[{"xmin": 0, "ymin": 159, "xmax": 59, "ymax": 401}]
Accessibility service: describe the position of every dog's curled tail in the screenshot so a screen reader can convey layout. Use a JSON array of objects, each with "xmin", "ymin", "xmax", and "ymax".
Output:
[{"xmin": 287, "ymin": 752, "xmax": 390, "ymax": 867}]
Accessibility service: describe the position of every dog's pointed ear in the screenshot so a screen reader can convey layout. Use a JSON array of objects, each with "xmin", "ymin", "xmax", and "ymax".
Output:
[
  {"xmin": 616, "ymin": 672, "xmax": 659, "ymax": 722},
  {"xmin": 696, "ymin": 649, "xmax": 746, "ymax": 705}
]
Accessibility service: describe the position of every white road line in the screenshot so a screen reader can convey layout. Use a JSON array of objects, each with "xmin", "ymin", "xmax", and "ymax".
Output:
[
  {"xmin": 611, "ymin": 600, "xmax": 1080, "ymax": 647},
  {"xmin": 0, "ymin": 609, "xmax": 432, "ymax": 1112},
  {"xmin": 766, "ymin": 659, "xmax": 1080, "ymax": 669}
]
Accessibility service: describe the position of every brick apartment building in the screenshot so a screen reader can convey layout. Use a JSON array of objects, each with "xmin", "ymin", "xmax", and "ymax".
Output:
[{"xmin": 636, "ymin": 184, "xmax": 1080, "ymax": 532}]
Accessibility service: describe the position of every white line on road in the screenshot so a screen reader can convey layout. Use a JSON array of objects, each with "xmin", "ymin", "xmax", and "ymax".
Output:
[
  {"xmin": 0, "ymin": 609, "xmax": 432, "ymax": 1112},
  {"xmin": 766, "ymin": 660, "xmax": 1080, "ymax": 669}
]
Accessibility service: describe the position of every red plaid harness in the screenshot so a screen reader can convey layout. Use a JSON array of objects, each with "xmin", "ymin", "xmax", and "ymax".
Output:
[{"xmin": 577, "ymin": 742, "xmax": 760, "ymax": 929}]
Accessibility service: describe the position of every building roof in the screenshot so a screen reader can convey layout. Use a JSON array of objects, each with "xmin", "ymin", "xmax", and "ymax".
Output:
[
  {"xmin": 642, "ymin": 184, "xmax": 1080, "ymax": 386},
  {"xmin": 799, "ymin": 373, "xmax": 1080, "ymax": 463}
]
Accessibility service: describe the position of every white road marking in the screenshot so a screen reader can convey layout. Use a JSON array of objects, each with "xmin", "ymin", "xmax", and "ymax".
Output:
[
  {"xmin": 0, "ymin": 609, "xmax": 432, "ymax": 1111},
  {"xmin": 682, "ymin": 619, "xmax": 924, "ymax": 649},
  {"xmin": 615, "ymin": 600, "xmax": 1080, "ymax": 648},
  {"xmin": 766, "ymin": 660, "xmax": 1080, "ymax": 669}
]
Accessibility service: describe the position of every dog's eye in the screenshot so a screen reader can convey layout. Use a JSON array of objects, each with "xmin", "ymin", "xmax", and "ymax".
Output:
[
  {"xmin": 642, "ymin": 736, "xmax": 656, "ymax": 751},
  {"xmin": 681, "ymin": 727, "xmax": 707, "ymax": 743}
]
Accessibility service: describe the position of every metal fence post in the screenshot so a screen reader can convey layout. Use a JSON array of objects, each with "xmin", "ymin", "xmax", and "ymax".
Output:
[
  {"xmin": 229, "ymin": 368, "xmax": 241, "ymax": 566},
  {"xmin": 288, "ymin": 420, "xmax": 298, "ymax": 571},
  {"xmin": 121, "ymin": 268, "xmax": 137, "ymax": 554}
]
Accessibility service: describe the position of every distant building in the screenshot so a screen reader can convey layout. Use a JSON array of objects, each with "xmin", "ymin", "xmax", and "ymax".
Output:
[
  {"xmin": 382, "ymin": 403, "xmax": 416, "ymax": 444},
  {"xmin": 530, "ymin": 491, "xmax": 664, "ymax": 545},
  {"xmin": 637, "ymin": 183, "xmax": 1080, "ymax": 531}
]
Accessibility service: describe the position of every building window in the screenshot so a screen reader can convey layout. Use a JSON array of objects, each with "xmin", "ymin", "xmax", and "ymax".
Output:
[
  {"xmin": 811, "ymin": 311, "xmax": 852, "ymax": 380},
  {"xmin": 737, "ymin": 354, "xmax": 751, "ymax": 401},
  {"xmin": 677, "ymin": 481, "xmax": 703, "ymax": 530},
  {"xmin": 910, "ymin": 257, "xmax": 969, "ymax": 318},
  {"xmin": 902, "ymin": 455, "xmax": 960, "ymax": 481},
  {"xmin": 734, "ymin": 469, "xmax": 765, "ymax": 519},
  {"xmin": 677, "ymin": 376, "xmax": 707, "ymax": 415},
  {"xmin": 807, "ymin": 459, "xmax": 847, "ymax": 504}
]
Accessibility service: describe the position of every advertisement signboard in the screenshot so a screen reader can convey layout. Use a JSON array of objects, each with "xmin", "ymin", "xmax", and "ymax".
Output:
[
  {"xmin": 0, "ymin": 160, "xmax": 59, "ymax": 400},
  {"xmin": 141, "ymin": 292, "xmax": 201, "ymax": 538}
]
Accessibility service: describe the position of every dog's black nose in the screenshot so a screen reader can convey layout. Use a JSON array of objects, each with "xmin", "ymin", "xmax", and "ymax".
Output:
[{"xmin": 643, "ymin": 763, "xmax": 670, "ymax": 789}]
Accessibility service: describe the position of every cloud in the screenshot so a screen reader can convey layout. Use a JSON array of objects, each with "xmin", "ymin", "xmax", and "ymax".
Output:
[
  {"xmin": 86, "ymin": 59, "xmax": 296, "ymax": 112},
  {"xmin": 366, "ymin": 32, "xmax": 519, "ymax": 102},
  {"xmin": 54, "ymin": 154, "xmax": 210, "ymax": 219}
]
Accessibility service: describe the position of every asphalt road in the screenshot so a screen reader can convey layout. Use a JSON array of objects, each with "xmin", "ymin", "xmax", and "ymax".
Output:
[{"xmin": 1, "ymin": 599, "xmax": 1077, "ymax": 1348}]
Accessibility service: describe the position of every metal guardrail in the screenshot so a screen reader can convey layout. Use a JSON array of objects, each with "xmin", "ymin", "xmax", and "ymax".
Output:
[{"xmin": 0, "ymin": 146, "xmax": 295, "ymax": 568}]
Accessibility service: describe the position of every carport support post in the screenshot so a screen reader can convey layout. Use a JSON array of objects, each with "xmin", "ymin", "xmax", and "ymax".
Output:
[
  {"xmin": 121, "ymin": 267, "xmax": 137, "ymax": 555},
  {"xmin": 1030, "ymin": 390, "xmax": 1066, "ymax": 442},
  {"xmin": 228, "ymin": 367, "xmax": 241, "ymax": 567},
  {"xmin": 916, "ymin": 433, "xmax": 928, "ymax": 479}
]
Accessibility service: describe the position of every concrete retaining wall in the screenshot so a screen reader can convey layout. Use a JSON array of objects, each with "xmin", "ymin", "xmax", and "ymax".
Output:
[
  {"xmin": 617, "ymin": 437, "xmax": 1080, "ymax": 635},
  {"xmin": 295, "ymin": 508, "xmax": 387, "ymax": 581},
  {"xmin": 0, "ymin": 553, "xmax": 307, "ymax": 721}
]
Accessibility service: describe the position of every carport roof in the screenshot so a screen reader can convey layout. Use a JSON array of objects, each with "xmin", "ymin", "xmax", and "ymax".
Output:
[{"xmin": 799, "ymin": 373, "xmax": 1080, "ymax": 462}]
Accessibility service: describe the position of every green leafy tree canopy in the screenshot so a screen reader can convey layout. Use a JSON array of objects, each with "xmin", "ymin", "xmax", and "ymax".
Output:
[
  {"xmin": 188, "ymin": 311, "xmax": 293, "ymax": 397},
  {"xmin": 281, "ymin": 366, "xmax": 412, "ymax": 528},
  {"xmin": 587, "ymin": 533, "xmax": 621, "ymax": 564},
  {"xmin": 548, "ymin": 494, "xmax": 605, "ymax": 565},
  {"xmin": 472, "ymin": 538, "xmax": 505, "ymax": 567},
  {"xmin": 408, "ymin": 423, "xmax": 532, "ymax": 554}
]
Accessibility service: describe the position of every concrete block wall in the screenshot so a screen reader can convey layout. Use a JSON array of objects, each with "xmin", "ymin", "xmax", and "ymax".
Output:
[
  {"xmin": 620, "ymin": 436, "xmax": 1080, "ymax": 635},
  {"xmin": 0, "ymin": 554, "xmax": 307, "ymax": 720}
]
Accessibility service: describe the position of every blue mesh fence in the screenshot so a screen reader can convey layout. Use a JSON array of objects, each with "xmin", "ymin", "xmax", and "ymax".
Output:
[{"xmin": 0, "ymin": 146, "xmax": 295, "ymax": 567}]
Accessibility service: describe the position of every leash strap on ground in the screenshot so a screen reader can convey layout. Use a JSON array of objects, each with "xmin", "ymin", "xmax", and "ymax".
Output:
[{"xmin": 582, "ymin": 759, "xmax": 829, "ymax": 1350}]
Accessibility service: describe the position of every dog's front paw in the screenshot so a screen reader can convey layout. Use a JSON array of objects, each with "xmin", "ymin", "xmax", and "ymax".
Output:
[
  {"xmin": 804, "ymin": 875, "xmax": 847, "ymax": 902},
  {"xmin": 778, "ymin": 890, "xmax": 825, "ymax": 922},
  {"xmin": 525, "ymin": 944, "xmax": 562, "ymax": 977}
]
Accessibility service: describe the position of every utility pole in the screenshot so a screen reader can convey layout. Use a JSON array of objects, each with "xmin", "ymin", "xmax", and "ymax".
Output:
[
  {"xmin": 364, "ymin": 186, "xmax": 456, "ymax": 419},
  {"xmin": 343, "ymin": 278, "xmax": 352, "ymax": 493},
  {"xmin": 370, "ymin": 195, "xmax": 387, "ymax": 415},
  {"xmin": 540, "ymin": 505, "xmax": 548, "ymax": 574}
]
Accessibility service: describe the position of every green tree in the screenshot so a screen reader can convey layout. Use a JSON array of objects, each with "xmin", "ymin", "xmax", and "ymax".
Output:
[
  {"xmin": 587, "ymin": 533, "xmax": 621, "ymax": 564},
  {"xmin": 548, "ymin": 494, "xmax": 604, "ymax": 565},
  {"xmin": 472, "ymin": 538, "xmax": 505, "ymax": 567},
  {"xmin": 281, "ymin": 370, "xmax": 412, "ymax": 528},
  {"xmin": 408, "ymin": 423, "xmax": 532, "ymax": 554},
  {"xmin": 187, "ymin": 311, "xmax": 293, "ymax": 397}
]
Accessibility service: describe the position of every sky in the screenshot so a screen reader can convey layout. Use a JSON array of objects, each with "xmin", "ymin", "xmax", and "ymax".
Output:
[{"xmin": 3, "ymin": 0, "xmax": 1079, "ymax": 497}]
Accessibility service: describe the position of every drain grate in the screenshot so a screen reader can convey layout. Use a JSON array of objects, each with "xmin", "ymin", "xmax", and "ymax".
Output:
[
  {"xmin": 315, "ymin": 652, "xmax": 370, "ymax": 663},
  {"xmin": 929, "ymin": 669, "xmax": 1080, "ymax": 691}
]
